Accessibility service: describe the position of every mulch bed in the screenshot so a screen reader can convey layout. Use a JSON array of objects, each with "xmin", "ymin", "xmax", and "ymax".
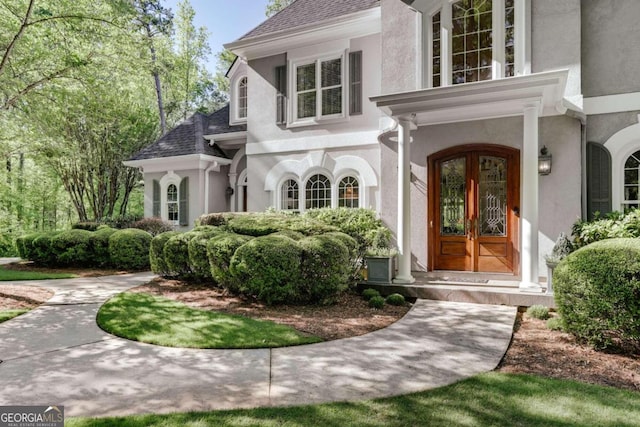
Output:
[{"xmin": 0, "ymin": 285, "xmax": 53, "ymax": 310}]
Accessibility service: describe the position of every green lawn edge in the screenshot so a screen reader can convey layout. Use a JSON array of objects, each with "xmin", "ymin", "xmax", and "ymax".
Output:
[
  {"xmin": 0, "ymin": 266, "xmax": 76, "ymax": 281},
  {"xmin": 66, "ymin": 372, "xmax": 640, "ymax": 427},
  {"xmin": 0, "ymin": 309, "xmax": 29, "ymax": 323},
  {"xmin": 96, "ymin": 291, "xmax": 322, "ymax": 349}
]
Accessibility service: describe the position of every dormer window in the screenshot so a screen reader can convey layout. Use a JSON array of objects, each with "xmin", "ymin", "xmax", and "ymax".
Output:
[
  {"xmin": 238, "ymin": 77, "xmax": 248, "ymax": 119},
  {"xmin": 426, "ymin": 0, "xmax": 527, "ymax": 88},
  {"xmin": 230, "ymin": 73, "xmax": 248, "ymax": 125}
]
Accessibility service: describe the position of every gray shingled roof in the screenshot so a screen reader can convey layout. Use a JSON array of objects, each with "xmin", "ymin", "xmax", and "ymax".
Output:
[
  {"xmin": 129, "ymin": 105, "xmax": 245, "ymax": 161},
  {"xmin": 239, "ymin": 0, "xmax": 379, "ymax": 40}
]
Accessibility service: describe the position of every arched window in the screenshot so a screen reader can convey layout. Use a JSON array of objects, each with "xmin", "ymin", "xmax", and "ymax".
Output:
[
  {"xmin": 305, "ymin": 174, "xmax": 331, "ymax": 209},
  {"xmin": 338, "ymin": 176, "xmax": 359, "ymax": 208},
  {"xmin": 624, "ymin": 150, "xmax": 640, "ymax": 210},
  {"xmin": 281, "ymin": 179, "xmax": 299, "ymax": 211},
  {"xmin": 167, "ymin": 184, "xmax": 179, "ymax": 223},
  {"xmin": 238, "ymin": 77, "xmax": 248, "ymax": 119}
]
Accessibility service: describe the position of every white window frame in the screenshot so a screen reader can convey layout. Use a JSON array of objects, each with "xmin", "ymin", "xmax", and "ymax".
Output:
[
  {"xmin": 623, "ymin": 150, "xmax": 640, "ymax": 211},
  {"xmin": 230, "ymin": 74, "xmax": 248, "ymax": 125},
  {"xmin": 159, "ymin": 171, "xmax": 181, "ymax": 225},
  {"xmin": 279, "ymin": 177, "xmax": 300, "ymax": 212},
  {"xmin": 423, "ymin": 0, "xmax": 530, "ymax": 89},
  {"xmin": 288, "ymin": 50, "xmax": 348, "ymax": 127},
  {"xmin": 336, "ymin": 175, "xmax": 361, "ymax": 208},
  {"xmin": 604, "ymin": 119, "xmax": 640, "ymax": 212}
]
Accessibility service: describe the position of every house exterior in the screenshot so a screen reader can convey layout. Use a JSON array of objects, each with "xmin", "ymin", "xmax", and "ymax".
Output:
[{"xmin": 125, "ymin": 0, "xmax": 640, "ymax": 290}]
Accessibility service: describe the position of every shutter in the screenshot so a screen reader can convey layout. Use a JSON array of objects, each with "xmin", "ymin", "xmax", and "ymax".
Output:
[
  {"xmin": 349, "ymin": 51, "xmax": 362, "ymax": 115},
  {"xmin": 275, "ymin": 65, "xmax": 287, "ymax": 124},
  {"xmin": 586, "ymin": 142, "xmax": 612, "ymax": 220},
  {"xmin": 179, "ymin": 177, "xmax": 189, "ymax": 226},
  {"xmin": 152, "ymin": 180, "xmax": 160, "ymax": 217}
]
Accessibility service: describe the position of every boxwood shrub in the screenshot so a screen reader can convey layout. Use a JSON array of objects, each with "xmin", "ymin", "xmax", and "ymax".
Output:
[
  {"xmin": 50, "ymin": 229, "xmax": 93, "ymax": 266},
  {"xmin": 150, "ymin": 231, "xmax": 181, "ymax": 276},
  {"xmin": 16, "ymin": 233, "xmax": 41, "ymax": 260},
  {"xmin": 188, "ymin": 227, "xmax": 224, "ymax": 281},
  {"xmin": 163, "ymin": 233, "xmax": 196, "ymax": 278},
  {"xmin": 553, "ymin": 238, "xmax": 640, "ymax": 350},
  {"xmin": 108, "ymin": 228, "xmax": 152, "ymax": 270},
  {"xmin": 298, "ymin": 234, "xmax": 350, "ymax": 304},
  {"xmin": 31, "ymin": 231, "xmax": 61, "ymax": 265},
  {"xmin": 230, "ymin": 235, "xmax": 303, "ymax": 305},
  {"xmin": 206, "ymin": 232, "xmax": 254, "ymax": 291},
  {"xmin": 89, "ymin": 227, "xmax": 117, "ymax": 267}
]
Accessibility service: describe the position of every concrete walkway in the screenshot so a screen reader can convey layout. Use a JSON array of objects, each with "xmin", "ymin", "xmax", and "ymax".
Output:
[{"xmin": 0, "ymin": 270, "xmax": 516, "ymax": 418}]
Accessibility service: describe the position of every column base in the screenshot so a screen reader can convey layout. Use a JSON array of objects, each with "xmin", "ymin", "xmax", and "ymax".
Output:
[
  {"xmin": 519, "ymin": 281, "xmax": 543, "ymax": 293},
  {"xmin": 394, "ymin": 275, "xmax": 416, "ymax": 284}
]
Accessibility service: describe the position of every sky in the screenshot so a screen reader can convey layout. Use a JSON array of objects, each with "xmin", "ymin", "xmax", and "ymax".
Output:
[{"xmin": 162, "ymin": 0, "xmax": 271, "ymax": 73}]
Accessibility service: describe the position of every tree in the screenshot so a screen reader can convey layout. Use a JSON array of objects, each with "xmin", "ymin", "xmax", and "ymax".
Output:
[{"xmin": 265, "ymin": 0, "xmax": 295, "ymax": 17}]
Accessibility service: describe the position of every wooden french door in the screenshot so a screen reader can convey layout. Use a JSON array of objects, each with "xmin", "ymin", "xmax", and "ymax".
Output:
[{"xmin": 428, "ymin": 145, "xmax": 520, "ymax": 273}]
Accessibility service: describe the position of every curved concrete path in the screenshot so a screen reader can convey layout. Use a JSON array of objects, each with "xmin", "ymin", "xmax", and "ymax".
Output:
[{"xmin": 0, "ymin": 271, "xmax": 516, "ymax": 418}]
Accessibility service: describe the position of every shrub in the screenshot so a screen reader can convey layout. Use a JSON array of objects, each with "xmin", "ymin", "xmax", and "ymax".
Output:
[
  {"xmin": 225, "ymin": 212, "xmax": 335, "ymax": 237},
  {"xmin": 305, "ymin": 208, "xmax": 390, "ymax": 250},
  {"xmin": 72, "ymin": 222, "xmax": 101, "ymax": 232},
  {"xmin": 271, "ymin": 229, "xmax": 305, "ymax": 241},
  {"xmin": 546, "ymin": 317, "xmax": 564, "ymax": 331},
  {"xmin": 17, "ymin": 233, "xmax": 41, "ymax": 260},
  {"xmin": 386, "ymin": 293, "xmax": 406, "ymax": 306},
  {"xmin": 150, "ymin": 231, "xmax": 180, "ymax": 276},
  {"xmin": 369, "ymin": 295, "xmax": 385, "ymax": 309},
  {"xmin": 0, "ymin": 230, "xmax": 18, "ymax": 257},
  {"xmin": 197, "ymin": 212, "xmax": 231, "ymax": 227},
  {"xmin": 163, "ymin": 233, "xmax": 196, "ymax": 278},
  {"xmin": 206, "ymin": 232, "xmax": 253, "ymax": 291},
  {"xmin": 362, "ymin": 288, "xmax": 381, "ymax": 301},
  {"xmin": 101, "ymin": 214, "xmax": 142, "ymax": 230},
  {"xmin": 131, "ymin": 217, "xmax": 174, "ymax": 236},
  {"xmin": 554, "ymin": 238, "xmax": 640, "ymax": 350},
  {"xmin": 50, "ymin": 229, "xmax": 93, "ymax": 266},
  {"xmin": 572, "ymin": 209, "xmax": 640, "ymax": 249},
  {"xmin": 323, "ymin": 231, "xmax": 360, "ymax": 281},
  {"xmin": 298, "ymin": 234, "xmax": 350, "ymax": 304},
  {"xmin": 187, "ymin": 228, "xmax": 224, "ymax": 281},
  {"xmin": 230, "ymin": 235, "xmax": 303, "ymax": 305},
  {"xmin": 89, "ymin": 227, "xmax": 117, "ymax": 267},
  {"xmin": 526, "ymin": 305, "xmax": 550, "ymax": 320},
  {"xmin": 31, "ymin": 231, "xmax": 61, "ymax": 265},
  {"xmin": 108, "ymin": 228, "xmax": 152, "ymax": 270}
]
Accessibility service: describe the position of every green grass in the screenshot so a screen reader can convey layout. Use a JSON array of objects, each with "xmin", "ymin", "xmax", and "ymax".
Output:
[
  {"xmin": 66, "ymin": 373, "xmax": 640, "ymax": 427},
  {"xmin": 97, "ymin": 292, "xmax": 322, "ymax": 349},
  {"xmin": 0, "ymin": 309, "xmax": 28, "ymax": 323},
  {"xmin": 0, "ymin": 266, "xmax": 76, "ymax": 281}
]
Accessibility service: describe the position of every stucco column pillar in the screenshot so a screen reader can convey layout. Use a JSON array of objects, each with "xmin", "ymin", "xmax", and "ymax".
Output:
[
  {"xmin": 520, "ymin": 105, "xmax": 541, "ymax": 290},
  {"xmin": 394, "ymin": 116, "xmax": 415, "ymax": 284}
]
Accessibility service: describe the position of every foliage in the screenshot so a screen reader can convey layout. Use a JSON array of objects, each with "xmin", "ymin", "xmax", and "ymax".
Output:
[
  {"xmin": 368, "ymin": 295, "xmax": 385, "ymax": 309},
  {"xmin": 0, "ymin": 309, "xmax": 29, "ymax": 323},
  {"xmin": 163, "ymin": 232, "xmax": 196, "ymax": 278},
  {"xmin": 362, "ymin": 288, "xmax": 381, "ymax": 301},
  {"xmin": 197, "ymin": 212, "xmax": 229, "ymax": 227},
  {"xmin": 231, "ymin": 235, "xmax": 303, "ymax": 305},
  {"xmin": 149, "ymin": 231, "xmax": 180, "ymax": 277},
  {"xmin": 89, "ymin": 227, "xmax": 117, "ymax": 267},
  {"xmin": 571, "ymin": 209, "xmax": 640, "ymax": 249},
  {"xmin": 298, "ymin": 235, "xmax": 351, "ymax": 304},
  {"xmin": 16, "ymin": 232, "xmax": 40, "ymax": 260},
  {"xmin": 545, "ymin": 232, "xmax": 574, "ymax": 264},
  {"xmin": 546, "ymin": 317, "xmax": 564, "ymax": 331},
  {"xmin": 206, "ymin": 232, "xmax": 253, "ymax": 291},
  {"xmin": 187, "ymin": 227, "xmax": 224, "ymax": 281},
  {"xmin": 225, "ymin": 212, "xmax": 336, "ymax": 237},
  {"xmin": 265, "ymin": 0, "xmax": 295, "ymax": 17},
  {"xmin": 97, "ymin": 292, "xmax": 321, "ymax": 349},
  {"xmin": 131, "ymin": 217, "xmax": 174, "ymax": 236},
  {"xmin": 554, "ymin": 238, "xmax": 640, "ymax": 350},
  {"xmin": 50, "ymin": 229, "xmax": 93, "ymax": 266},
  {"xmin": 526, "ymin": 305, "xmax": 550, "ymax": 320},
  {"xmin": 0, "ymin": 266, "xmax": 75, "ymax": 281},
  {"xmin": 305, "ymin": 208, "xmax": 391, "ymax": 251},
  {"xmin": 108, "ymin": 228, "xmax": 152, "ymax": 270},
  {"xmin": 72, "ymin": 222, "xmax": 102, "ymax": 232},
  {"xmin": 31, "ymin": 231, "xmax": 61, "ymax": 265},
  {"xmin": 386, "ymin": 293, "xmax": 406, "ymax": 306}
]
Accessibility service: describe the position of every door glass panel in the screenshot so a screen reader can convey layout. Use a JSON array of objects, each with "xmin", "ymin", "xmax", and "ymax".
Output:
[
  {"xmin": 440, "ymin": 157, "xmax": 466, "ymax": 236},
  {"xmin": 479, "ymin": 156, "xmax": 507, "ymax": 236}
]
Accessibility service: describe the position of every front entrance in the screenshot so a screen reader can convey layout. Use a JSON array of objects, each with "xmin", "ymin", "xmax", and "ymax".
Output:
[{"xmin": 428, "ymin": 145, "xmax": 520, "ymax": 274}]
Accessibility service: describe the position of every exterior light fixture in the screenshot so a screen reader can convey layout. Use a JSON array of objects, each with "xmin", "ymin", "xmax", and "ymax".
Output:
[
  {"xmin": 225, "ymin": 186, "xmax": 234, "ymax": 197},
  {"xmin": 538, "ymin": 146, "xmax": 552, "ymax": 175}
]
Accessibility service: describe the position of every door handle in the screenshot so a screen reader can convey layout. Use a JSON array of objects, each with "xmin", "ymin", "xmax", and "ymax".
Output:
[{"xmin": 512, "ymin": 206, "xmax": 520, "ymax": 217}]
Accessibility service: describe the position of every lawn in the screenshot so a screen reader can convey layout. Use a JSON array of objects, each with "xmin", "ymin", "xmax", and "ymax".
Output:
[
  {"xmin": 0, "ymin": 309, "xmax": 28, "ymax": 323},
  {"xmin": 97, "ymin": 292, "xmax": 322, "ymax": 349},
  {"xmin": 0, "ymin": 266, "xmax": 76, "ymax": 281},
  {"xmin": 66, "ymin": 373, "xmax": 640, "ymax": 427}
]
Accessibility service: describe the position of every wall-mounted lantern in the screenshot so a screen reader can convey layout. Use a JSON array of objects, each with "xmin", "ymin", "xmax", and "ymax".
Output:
[{"xmin": 538, "ymin": 146, "xmax": 552, "ymax": 175}]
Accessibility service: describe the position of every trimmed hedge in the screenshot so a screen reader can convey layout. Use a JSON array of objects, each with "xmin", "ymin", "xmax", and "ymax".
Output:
[
  {"xmin": 131, "ymin": 217, "xmax": 174, "ymax": 236},
  {"xmin": 572, "ymin": 209, "xmax": 640, "ymax": 248},
  {"xmin": 188, "ymin": 227, "xmax": 224, "ymax": 281},
  {"xmin": 163, "ymin": 233, "xmax": 196, "ymax": 278},
  {"xmin": 50, "ymin": 229, "xmax": 93, "ymax": 266},
  {"xmin": 298, "ymin": 234, "xmax": 350, "ymax": 304},
  {"xmin": 16, "ymin": 233, "xmax": 40, "ymax": 260},
  {"xmin": 108, "ymin": 228, "xmax": 152, "ymax": 270},
  {"xmin": 31, "ymin": 231, "xmax": 61, "ymax": 265},
  {"xmin": 554, "ymin": 238, "xmax": 640, "ymax": 350},
  {"xmin": 150, "ymin": 231, "xmax": 181, "ymax": 276},
  {"xmin": 231, "ymin": 235, "xmax": 303, "ymax": 305},
  {"xmin": 206, "ymin": 232, "xmax": 254, "ymax": 291},
  {"xmin": 89, "ymin": 227, "xmax": 117, "ymax": 267}
]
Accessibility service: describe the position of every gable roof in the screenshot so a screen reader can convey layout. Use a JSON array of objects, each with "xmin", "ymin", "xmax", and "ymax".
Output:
[
  {"xmin": 238, "ymin": 0, "xmax": 379, "ymax": 41},
  {"xmin": 128, "ymin": 105, "xmax": 245, "ymax": 161}
]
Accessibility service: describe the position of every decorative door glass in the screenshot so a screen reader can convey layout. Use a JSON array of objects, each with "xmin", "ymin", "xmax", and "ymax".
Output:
[
  {"xmin": 478, "ymin": 156, "xmax": 507, "ymax": 236},
  {"xmin": 440, "ymin": 157, "xmax": 466, "ymax": 235}
]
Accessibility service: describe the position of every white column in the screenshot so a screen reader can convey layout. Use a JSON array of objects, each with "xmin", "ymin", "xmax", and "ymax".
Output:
[
  {"xmin": 520, "ymin": 105, "xmax": 541, "ymax": 290},
  {"xmin": 394, "ymin": 117, "xmax": 415, "ymax": 284},
  {"xmin": 228, "ymin": 173, "xmax": 237, "ymax": 212}
]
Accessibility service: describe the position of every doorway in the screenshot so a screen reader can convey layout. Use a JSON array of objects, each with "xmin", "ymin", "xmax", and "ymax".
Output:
[{"xmin": 428, "ymin": 145, "xmax": 520, "ymax": 273}]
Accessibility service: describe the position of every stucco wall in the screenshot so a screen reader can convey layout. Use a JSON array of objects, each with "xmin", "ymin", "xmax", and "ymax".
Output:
[
  {"xmin": 586, "ymin": 111, "xmax": 640, "ymax": 145},
  {"xmin": 380, "ymin": 0, "xmax": 419, "ymax": 94},
  {"xmin": 380, "ymin": 115, "xmax": 582, "ymax": 275},
  {"xmin": 581, "ymin": 0, "xmax": 640, "ymax": 97}
]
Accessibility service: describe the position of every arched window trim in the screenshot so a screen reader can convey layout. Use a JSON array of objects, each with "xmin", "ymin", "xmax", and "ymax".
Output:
[
  {"xmin": 230, "ymin": 74, "xmax": 248, "ymax": 125},
  {"xmin": 304, "ymin": 172, "xmax": 332, "ymax": 211},
  {"xmin": 337, "ymin": 175, "xmax": 361, "ymax": 208},
  {"xmin": 237, "ymin": 77, "xmax": 248, "ymax": 119},
  {"xmin": 623, "ymin": 150, "xmax": 640, "ymax": 211},
  {"xmin": 604, "ymin": 119, "xmax": 640, "ymax": 212},
  {"xmin": 278, "ymin": 176, "xmax": 300, "ymax": 212},
  {"xmin": 159, "ymin": 171, "xmax": 182, "ymax": 225}
]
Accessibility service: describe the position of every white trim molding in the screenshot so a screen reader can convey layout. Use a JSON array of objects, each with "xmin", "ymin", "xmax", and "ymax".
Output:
[
  {"xmin": 584, "ymin": 92, "xmax": 640, "ymax": 116},
  {"xmin": 124, "ymin": 154, "xmax": 232, "ymax": 174}
]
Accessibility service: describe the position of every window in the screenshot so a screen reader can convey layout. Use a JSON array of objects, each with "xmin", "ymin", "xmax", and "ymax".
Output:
[
  {"xmin": 167, "ymin": 184, "xmax": 179, "ymax": 223},
  {"xmin": 295, "ymin": 58, "xmax": 342, "ymax": 120},
  {"xmin": 623, "ymin": 150, "xmax": 640, "ymax": 210},
  {"xmin": 305, "ymin": 174, "xmax": 331, "ymax": 209},
  {"xmin": 281, "ymin": 179, "xmax": 299, "ymax": 211},
  {"xmin": 338, "ymin": 176, "xmax": 359, "ymax": 208},
  {"xmin": 238, "ymin": 77, "xmax": 248, "ymax": 119},
  {"xmin": 428, "ymin": 0, "xmax": 524, "ymax": 87}
]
